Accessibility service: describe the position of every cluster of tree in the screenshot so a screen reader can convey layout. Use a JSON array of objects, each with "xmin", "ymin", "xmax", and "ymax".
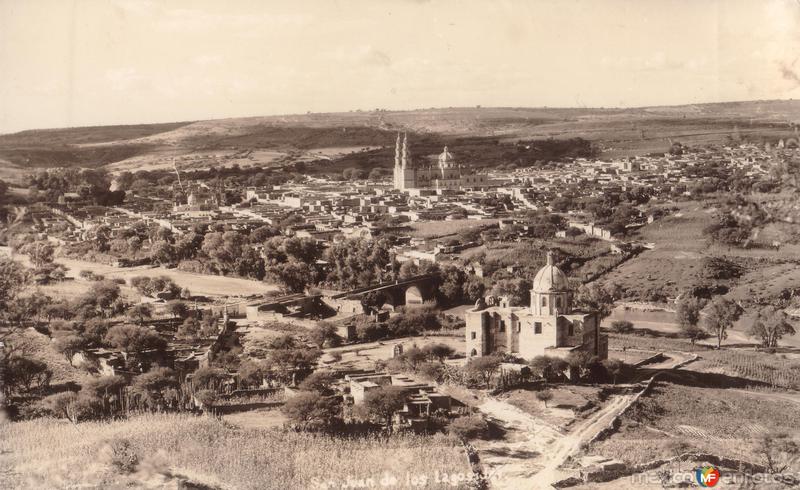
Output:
[
  {"xmin": 130, "ymin": 276, "xmax": 183, "ymax": 300},
  {"xmin": 281, "ymin": 370, "xmax": 343, "ymax": 430},
  {"xmin": 41, "ymin": 367, "xmax": 183, "ymax": 422},
  {"xmin": 349, "ymin": 305, "xmax": 446, "ymax": 342},
  {"xmin": 675, "ymin": 295, "xmax": 745, "ymax": 349},
  {"xmin": 175, "ymin": 308, "xmax": 219, "ymax": 340},
  {"xmin": 324, "ymin": 238, "xmax": 394, "ymax": 290},
  {"xmin": 704, "ymin": 214, "xmax": 752, "ymax": 247},
  {"xmin": 262, "ymin": 236, "xmax": 324, "ymax": 292},
  {"xmin": 378, "ymin": 343, "xmax": 456, "ymax": 380},
  {"xmin": 29, "ymin": 168, "xmax": 125, "ymax": 205},
  {"xmin": 237, "ymin": 334, "xmax": 322, "ymax": 387},
  {"xmin": 437, "ymin": 265, "xmax": 487, "ymax": 306},
  {"xmin": 10, "ymin": 236, "xmax": 67, "ymax": 284}
]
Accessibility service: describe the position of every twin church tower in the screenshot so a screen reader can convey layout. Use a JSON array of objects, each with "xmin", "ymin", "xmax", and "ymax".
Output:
[{"xmin": 392, "ymin": 133, "xmax": 487, "ymax": 191}]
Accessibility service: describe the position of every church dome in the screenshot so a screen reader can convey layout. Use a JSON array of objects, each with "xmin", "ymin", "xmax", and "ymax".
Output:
[
  {"xmin": 532, "ymin": 252, "xmax": 569, "ymax": 292},
  {"xmin": 438, "ymin": 146, "xmax": 456, "ymax": 167}
]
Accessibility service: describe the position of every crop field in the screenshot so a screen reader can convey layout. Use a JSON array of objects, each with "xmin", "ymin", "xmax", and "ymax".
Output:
[
  {"xmin": 691, "ymin": 350, "xmax": 800, "ymax": 390},
  {"xmin": 588, "ymin": 381, "xmax": 800, "ymax": 466},
  {"xmin": 0, "ymin": 414, "xmax": 471, "ymax": 490},
  {"xmin": 407, "ymin": 219, "xmax": 493, "ymax": 239}
]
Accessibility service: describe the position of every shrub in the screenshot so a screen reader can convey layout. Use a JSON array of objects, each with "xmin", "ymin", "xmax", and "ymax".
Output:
[
  {"xmin": 98, "ymin": 437, "xmax": 139, "ymax": 474},
  {"xmin": 536, "ymin": 390, "xmax": 554, "ymax": 408},
  {"xmin": 610, "ymin": 320, "xmax": 634, "ymax": 334},
  {"xmin": 448, "ymin": 415, "xmax": 489, "ymax": 440}
]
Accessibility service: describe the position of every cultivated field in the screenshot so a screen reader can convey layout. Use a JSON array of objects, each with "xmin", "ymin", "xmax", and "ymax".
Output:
[
  {"xmin": 407, "ymin": 219, "xmax": 493, "ymax": 239},
  {"xmin": 0, "ymin": 414, "xmax": 472, "ymax": 490},
  {"xmin": 587, "ymin": 380, "xmax": 800, "ymax": 466}
]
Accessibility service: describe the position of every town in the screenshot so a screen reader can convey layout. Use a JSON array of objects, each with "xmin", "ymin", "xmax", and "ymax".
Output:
[
  {"xmin": 3, "ymin": 120, "xmax": 800, "ymax": 488},
  {"xmin": 2, "ymin": 1, "xmax": 800, "ymax": 489}
]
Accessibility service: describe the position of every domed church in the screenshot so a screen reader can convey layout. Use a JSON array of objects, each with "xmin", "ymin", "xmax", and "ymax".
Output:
[
  {"xmin": 465, "ymin": 251, "xmax": 608, "ymax": 360},
  {"xmin": 392, "ymin": 133, "xmax": 488, "ymax": 191}
]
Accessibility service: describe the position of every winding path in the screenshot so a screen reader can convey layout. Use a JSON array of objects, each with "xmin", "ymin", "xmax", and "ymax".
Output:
[{"xmin": 474, "ymin": 352, "xmax": 691, "ymax": 488}]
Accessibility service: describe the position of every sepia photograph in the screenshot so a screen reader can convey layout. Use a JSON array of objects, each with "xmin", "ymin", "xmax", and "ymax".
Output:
[{"xmin": 1, "ymin": 0, "xmax": 800, "ymax": 488}]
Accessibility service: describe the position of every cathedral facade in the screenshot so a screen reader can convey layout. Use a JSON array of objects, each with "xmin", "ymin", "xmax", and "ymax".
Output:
[
  {"xmin": 465, "ymin": 252, "xmax": 608, "ymax": 361},
  {"xmin": 392, "ymin": 133, "xmax": 487, "ymax": 191}
]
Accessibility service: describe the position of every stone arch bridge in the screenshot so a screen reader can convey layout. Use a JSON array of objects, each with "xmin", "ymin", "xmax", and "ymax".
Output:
[{"xmin": 324, "ymin": 273, "xmax": 440, "ymax": 313}]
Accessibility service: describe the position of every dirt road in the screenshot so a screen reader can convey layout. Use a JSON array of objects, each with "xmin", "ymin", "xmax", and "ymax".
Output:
[
  {"xmin": 474, "ymin": 350, "xmax": 694, "ymax": 488},
  {"xmin": 476, "ymin": 393, "xmax": 633, "ymax": 489}
]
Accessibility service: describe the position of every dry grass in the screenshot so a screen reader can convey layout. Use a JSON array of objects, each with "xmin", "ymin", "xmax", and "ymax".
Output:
[
  {"xmin": 407, "ymin": 219, "xmax": 493, "ymax": 239},
  {"xmin": 0, "ymin": 413, "xmax": 471, "ymax": 490},
  {"xmin": 588, "ymin": 381, "xmax": 800, "ymax": 466}
]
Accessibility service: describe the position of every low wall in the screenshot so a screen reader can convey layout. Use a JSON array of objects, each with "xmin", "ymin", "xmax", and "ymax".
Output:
[
  {"xmin": 212, "ymin": 401, "xmax": 284, "ymax": 415},
  {"xmin": 586, "ymin": 352, "xmax": 700, "ymax": 447},
  {"xmin": 633, "ymin": 352, "xmax": 666, "ymax": 367}
]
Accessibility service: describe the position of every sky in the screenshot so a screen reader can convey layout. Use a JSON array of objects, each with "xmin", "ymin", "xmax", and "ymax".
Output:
[{"xmin": 1, "ymin": 0, "xmax": 799, "ymax": 134}]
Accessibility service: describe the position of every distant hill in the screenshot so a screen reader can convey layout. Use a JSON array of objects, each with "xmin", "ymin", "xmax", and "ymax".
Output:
[{"xmin": 0, "ymin": 100, "xmax": 797, "ymax": 182}]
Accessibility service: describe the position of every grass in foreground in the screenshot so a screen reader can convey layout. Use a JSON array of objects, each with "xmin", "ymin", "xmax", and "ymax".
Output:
[{"xmin": 1, "ymin": 413, "xmax": 471, "ymax": 489}]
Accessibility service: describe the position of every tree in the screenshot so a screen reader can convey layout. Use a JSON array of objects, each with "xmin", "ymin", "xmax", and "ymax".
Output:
[
  {"xmin": 267, "ymin": 261, "xmax": 314, "ymax": 293},
  {"xmin": 364, "ymin": 385, "xmax": 407, "ymax": 430},
  {"xmin": 104, "ymin": 324, "xmax": 167, "ymax": 355},
  {"xmin": 402, "ymin": 347, "xmax": 428, "ymax": 372},
  {"xmin": 536, "ymin": 389, "xmax": 554, "ymax": 408},
  {"xmin": 53, "ymin": 334, "xmax": 89, "ymax": 361},
  {"xmin": 530, "ymin": 355, "xmax": 569, "ymax": 383},
  {"xmin": 601, "ymin": 358, "xmax": 627, "ymax": 385},
  {"xmin": 128, "ymin": 303, "xmax": 153, "ymax": 325},
  {"xmin": 703, "ymin": 297, "xmax": 743, "ymax": 349},
  {"xmin": 81, "ymin": 280, "xmax": 123, "ymax": 317},
  {"xmin": 130, "ymin": 276, "xmax": 181, "ymax": 300},
  {"xmin": 129, "ymin": 367, "xmax": 180, "ymax": 411},
  {"xmin": 423, "ymin": 343, "xmax": 455, "ymax": 363},
  {"xmin": 576, "ymin": 282, "xmax": 620, "ymax": 320},
  {"xmin": 490, "ymin": 278, "xmax": 533, "ymax": 307},
  {"xmin": 308, "ymin": 322, "xmax": 342, "ymax": 348},
  {"xmin": 150, "ymin": 241, "xmax": 176, "ymax": 265},
  {"xmin": 268, "ymin": 345, "xmax": 321, "ymax": 385},
  {"xmin": 566, "ymin": 351, "xmax": 601, "ymax": 381},
  {"xmin": 298, "ymin": 370, "xmax": 336, "ymax": 395},
  {"xmin": 282, "ymin": 391, "xmax": 342, "ymax": 430},
  {"xmin": 438, "ymin": 266, "xmax": 467, "ymax": 306},
  {"xmin": 0, "ymin": 259, "xmax": 29, "ymax": 326},
  {"xmin": 82, "ymin": 375, "xmax": 128, "ymax": 417},
  {"xmin": 466, "ymin": 355, "xmax": 503, "ymax": 387},
  {"xmin": 191, "ymin": 366, "xmax": 229, "ymax": 392},
  {"xmin": 27, "ymin": 241, "xmax": 55, "ymax": 268},
  {"xmin": 749, "ymin": 306, "xmax": 796, "ymax": 349},
  {"xmin": 237, "ymin": 360, "xmax": 267, "ymax": 388},
  {"xmin": 676, "ymin": 296, "xmax": 707, "ymax": 346},
  {"xmin": 2, "ymin": 354, "xmax": 52, "ymax": 394},
  {"xmin": 43, "ymin": 391, "xmax": 103, "ymax": 423},
  {"xmin": 165, "ymin": 300, "xmax": 189, "ymax": 320}
]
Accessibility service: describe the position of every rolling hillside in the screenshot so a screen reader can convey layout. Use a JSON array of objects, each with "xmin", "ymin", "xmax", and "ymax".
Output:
[{"xmin": 0, "ymin": 100, "xmax": 798, "ymax": 183}]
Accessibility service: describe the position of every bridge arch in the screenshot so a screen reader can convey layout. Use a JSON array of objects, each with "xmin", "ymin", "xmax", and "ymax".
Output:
[{"xmin": 405, "ymin": 285, "xmax": 424, "ymax": 305}]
